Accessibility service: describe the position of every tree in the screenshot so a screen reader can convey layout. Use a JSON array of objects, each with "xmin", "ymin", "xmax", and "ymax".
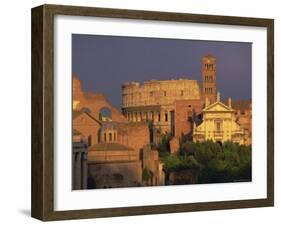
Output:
[{"xmin": 178, "ymin": 140, "xmax": 252, "ymax": 184}]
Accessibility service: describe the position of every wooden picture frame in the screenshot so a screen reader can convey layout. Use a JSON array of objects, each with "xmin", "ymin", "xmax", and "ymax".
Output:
[{"xmin": 31, "ymin": 4, "xmax": 274, "ymax": 221}]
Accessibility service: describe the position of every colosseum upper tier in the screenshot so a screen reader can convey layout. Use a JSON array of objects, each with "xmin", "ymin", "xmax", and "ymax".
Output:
[{"xmin": 122, "ymin": 79, "xmax": 201, "ymax": 108}]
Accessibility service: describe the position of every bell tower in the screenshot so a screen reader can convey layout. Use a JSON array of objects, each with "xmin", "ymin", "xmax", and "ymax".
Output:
[{"xmin": 202, "ymin": 55, "xmax": 217, "ymax": 104}]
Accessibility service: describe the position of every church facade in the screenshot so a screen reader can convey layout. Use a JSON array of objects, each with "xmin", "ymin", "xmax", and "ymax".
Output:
[{"xmin": 193, "ymin": 94, "xmax": 246, "ymax": 145}]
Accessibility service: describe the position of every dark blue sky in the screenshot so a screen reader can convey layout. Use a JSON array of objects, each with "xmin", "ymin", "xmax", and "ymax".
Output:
[{"xmin": 72, "ymin": 34, "xmax": 251, "ymax": 110}]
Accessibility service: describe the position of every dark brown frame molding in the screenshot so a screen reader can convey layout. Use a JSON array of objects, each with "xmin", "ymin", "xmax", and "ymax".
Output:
[{"xmin": 31, "ymin": 4, "xmax": 274, "ymax": 221}]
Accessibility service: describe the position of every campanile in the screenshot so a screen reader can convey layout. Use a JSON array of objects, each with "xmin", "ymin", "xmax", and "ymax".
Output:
[{"xmin": 202, "ymin": 55, "xmax": 217, "ymax": 104}]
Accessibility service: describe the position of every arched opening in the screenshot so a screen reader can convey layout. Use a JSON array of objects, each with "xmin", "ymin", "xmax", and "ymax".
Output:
[{"xmin": 99, "ymin": 107, "xmax": 112, "ymax": 121}]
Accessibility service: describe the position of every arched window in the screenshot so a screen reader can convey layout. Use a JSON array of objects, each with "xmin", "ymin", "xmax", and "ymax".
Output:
[
  {"xmin": 109, "ymin": 133, "xmax": 112, "ymax": 142},
  {"xmin": 99, "ymin": 107, "xmax": 112, "ymax": 121},
  {"xmin": 103, "ymin": 133, "xmax": 107, "ymax": 142}
]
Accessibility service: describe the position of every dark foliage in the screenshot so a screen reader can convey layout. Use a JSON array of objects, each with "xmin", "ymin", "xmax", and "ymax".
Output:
[{"xmin": 163, "ymin": 140, "xmax": 251, "ymax": 184}]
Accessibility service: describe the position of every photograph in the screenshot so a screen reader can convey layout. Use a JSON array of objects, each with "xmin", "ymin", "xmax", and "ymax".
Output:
[{"xmin": 71, "ymin": 34, "xmax": 252, "ymax": 190}]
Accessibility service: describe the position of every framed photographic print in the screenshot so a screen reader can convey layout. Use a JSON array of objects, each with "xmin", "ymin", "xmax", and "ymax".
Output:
[{"xmin": 31, "ymin": 4, "xmax": 274, "ymax": 221}]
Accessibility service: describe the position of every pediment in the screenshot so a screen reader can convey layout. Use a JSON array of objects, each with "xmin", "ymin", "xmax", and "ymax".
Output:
[{"xmin": 204, "ymin": 101, "xmax": 233, "ymax": 112}]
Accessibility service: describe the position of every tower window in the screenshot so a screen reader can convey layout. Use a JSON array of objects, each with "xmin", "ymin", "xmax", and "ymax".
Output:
[{"xmin": 165, "ymin": 113, "xmax": 168, "ymax": 122}]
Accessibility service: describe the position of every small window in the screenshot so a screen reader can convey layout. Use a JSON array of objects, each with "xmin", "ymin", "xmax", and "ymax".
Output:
[
  {"xmin": 164, "ymin": 91, "xmax": 167, "ymax": 96},
  {"xmin": 103, "ymin": 133, "xmax": 107, "ymax": 142},
  {"xmin": 181, "ymin": 90, "xmax": 184, "ymax": 96},
  {"xmin": 109, "ymin": 133, "xmax": 112, "ymax": 142},
  {"xmin": 88, "ymin": 135, "xmax": 92, "ymax": 146},
  {"xmin": 216, "ymin": 122, "xmax": 221, "ymax": 131},
  {"xmin": 150, "ymin": 91, "xmax": 153, "ymax": 97}
]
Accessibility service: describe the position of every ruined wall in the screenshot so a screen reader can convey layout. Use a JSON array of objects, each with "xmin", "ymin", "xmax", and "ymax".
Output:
[
  {"xmin": 142, "ymin": 145, "xmax": 165, "ymax": 186},
  {"xmin": 174, "ymin": 100, "xmax": 202, "ymax": 138},
  {"xmin": 73, "ymin": 75, "xmax": 127, "ymax": 122},
  {"xmin": 116, "ymin": 122, "xmax": 150, "ymax": 156}
]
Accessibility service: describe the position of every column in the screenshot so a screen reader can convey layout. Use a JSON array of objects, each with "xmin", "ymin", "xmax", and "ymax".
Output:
[
  {"xmin": 82, "ymin": 152, "xmax": 88, "ymax": 189},
  {"xmin": 126, "ymin": 112, "xmax": 129, "ymax": 120},
  {"xmin": 72, "ymin": 150, "xmax": 75, "ymax": 189},
  {"xmin": 160, "ymin": 110, "xmax": 165, "ymax": 122},
  {"xmin": 75, "ymin": 152, "xmax": 81, "ymax": 189}
]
